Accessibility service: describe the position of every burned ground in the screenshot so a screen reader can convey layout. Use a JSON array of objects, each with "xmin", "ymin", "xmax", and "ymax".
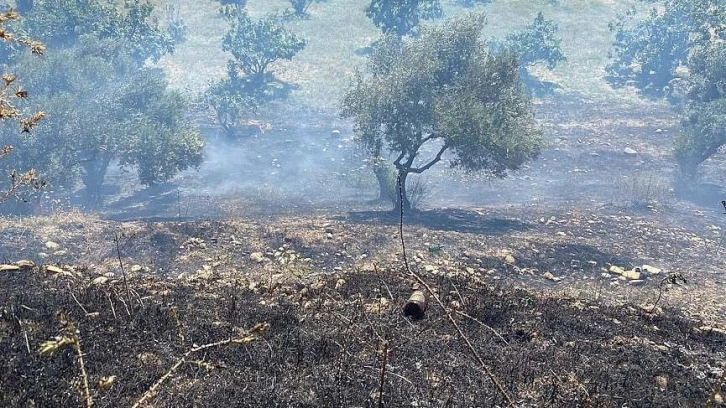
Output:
[{"xmin": 0, "ymin": 200, "xmax": 725, "ymax": 407}]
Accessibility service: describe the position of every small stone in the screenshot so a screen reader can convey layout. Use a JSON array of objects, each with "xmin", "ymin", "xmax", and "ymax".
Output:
[
  {"xmin": 466, "ymin": 267, "xmax": 475, "ymax": 275},
  {"xmin": 542, "ymin": 272, "xmax": 562, "ymax": 282},
  {"xmin": 130, "ymin": 265, "xmax": 143, "ymax": 273},
  {"xmin": 654, "ymin": 375, "xmax": 668, "ymax": 390},
  {"xmin": 91, "ymin": 276, "xmax": 109, "ymax": 285},
  {"xmin": 15, "ymin": 260, "xmax": 35, "ymax": 269},
  {"xmin": 45, "ymin": 265, "xmax": 65, "ymax": 274},
  {"xmin": 38, "ymin": 252, "xmax": 48, "ymax": 259},
  {"xmin": 622, "ymin": 269, "xmax": 642, "ymax": 280},
  {"xmin": 335, "ymin": 278, "xmax": 346, "ymax": 290},
  {"xmin": 628, "ymin": 279, "xmax": 646, "ymax": 286},
  {"xmin": 361, "ymin": 263, "xmax": 376, "ymax": 272},
  {"xmin": 250, "ymin": 252, "xmax": 266, "ymax": 263},
  {"xmin": 45, "ymin": 241, "xmax": 60, "ymax": 250},
  {"xmin": 504, "ymin": 254, "xmax": 516, "ymax": 265},
  {"xmin": 53, "ymin": 250, "xmax": 67, "ymax": 256},
  {"xmin": 0, "ymin": 264, "xmax": 21, "ymax": 272},
  {"xmin": 326, "ymin": 233, "xmax": 334, "ymax": 240},
  {"xmin": 623, "ymin": 147, "xmax": 638, "ymax": 155},
  {"xmin": 556, "ymin": 231, "xmax": 567, "ymax": 237},
  {"xmin": 642, "ymin": 264, "xmax": 662, "ymax": 274},
  {"xmin": 424, "ymin": 265, "xmax": 436, "ymax": 272}
]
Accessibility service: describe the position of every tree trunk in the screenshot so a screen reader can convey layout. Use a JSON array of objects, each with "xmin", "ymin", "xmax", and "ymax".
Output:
[
  {"xmin": 372, "ymin": 160, "xmax": 394, "ymax": 204},
  {"xmin": 81, "ymin": 154, "xmax": 111, "ymax": 208},
  {"xmin": 394, "ymin": 169, "xmax": 412, "ymax": 214}
]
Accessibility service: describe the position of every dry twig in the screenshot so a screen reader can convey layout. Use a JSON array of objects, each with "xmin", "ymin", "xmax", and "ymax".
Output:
[{"xmin": 131, "ymin": 322, "xmax": 269, "ymax": 408}]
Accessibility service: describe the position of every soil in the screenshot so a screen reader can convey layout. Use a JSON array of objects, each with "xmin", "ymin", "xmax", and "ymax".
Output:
[{"xmin": 1, "ymin": 94, "xmax": 725, "ymax": 407}]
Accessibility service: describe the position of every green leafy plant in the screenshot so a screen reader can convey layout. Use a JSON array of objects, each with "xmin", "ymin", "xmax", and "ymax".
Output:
[
  {"xmin": 365, "ymin": 0, "xmax": 443, "ymax": 37},
  {"xmin": 207, "ymin": 7, "xmax": 306, "ymax": 137},
  {"xmin": 2, "ymin": 38, "xmax": 203, "ymax": 206},
  {"xmin": 606, "ymin": 0, "xmax": 723, "ymax": 97},
  {"xmin": 342, "ymin": 13, "xmax": 543, "ymax": 212},
  {"xmin": 19, "ymin": 0, "xmax": 174, "ymax": 66},
  {"xmin": 674, "ymin": 41, "xmax": 726, "ymax": 180}
]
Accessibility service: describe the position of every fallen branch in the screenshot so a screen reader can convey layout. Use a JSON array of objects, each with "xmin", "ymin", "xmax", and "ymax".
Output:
[{"xmin": 131, "ymin": 322, "xmax": 269, "ymax": 408}]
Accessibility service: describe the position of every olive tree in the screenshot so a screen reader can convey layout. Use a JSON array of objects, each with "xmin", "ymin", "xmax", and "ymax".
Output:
[
  {"xmin": 17, "ymin": 0, "xmax": 174, "ymax": 66},
  {"xmin": 342, "ymin": 14, "xmax": 543, "ymax": 211},
  {"xmin": 365, "ymin": 0, "xmax": 442, "ymax": 37},
  {"xmin": 3, "ymin": 37, "xmax": 203, "ymax": 206},
  {"xmin": 674, "ymin": 42, "xmax": 726, "ymax": 179},
  {"xmin": 208, "ymin": 8, "xmax": 306, "ymax": 136},
  {"xmin": 606, "ymin": 0, "xmax": 723, "ymax": 97}
]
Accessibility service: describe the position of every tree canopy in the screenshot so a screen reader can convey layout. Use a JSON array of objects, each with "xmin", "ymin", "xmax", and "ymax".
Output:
[
  {"xmin": 674, "ymin": 41, "xmax": 726, "ymax": 178},
  {"xmin": 606, "ymin": 0, "xmax": 724, "ymax": 97},
  {"xmin": 2, "ymin": 38, "xmax": 204, "ymax": 206},
  {"xmin": 342, "ymin": 13, "xmax": 543, "ymax": 211},
  {"xmin": 208, "ymin": 7, "xmax": 306, "ymax": 137},
  {"xmin": 365, "ymin": 0, "xmax": 443, "ymax": 37}
]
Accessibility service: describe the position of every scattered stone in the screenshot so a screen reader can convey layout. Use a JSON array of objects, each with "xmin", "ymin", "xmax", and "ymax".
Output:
[
  {"xmin": 45, "ymin": 265, "xmax": 65, "ymax": 274},
  {"xmin": 424, "ymin": 264, "xmax": 436, "ymax": 272},
  {"xmin": 335, "ymin": 278, "xmax": 346, "ymax": 290},
  {"xmin": 654, "ymin": 375, "xmax": 668, "ymax": 390},
  {"xmin": 130, "ymin": 265, "xmax": 143, "ymax": 273},
  {"xmin": 556, "ymin": 231, "xmax": 567, "ymax": 237},
  {"xmin": 14, "ymin": 260, "xmax": 34, "ymax": 269},
  {"xmin": 38, "ymin": 252, "xmax": 48, "ymax": 259},
  {"xmin": 250, "ymin": 252, "xmax": 266, "ymax": 263},
  {"xmin": 504, "ymin": 254, "xmax": 516, "ymax": 265},
  {"xmin": 53, "ymin": 250, "xmax": 67, "ymax": 256},
  {"xmin": 91, "ymin": 276, "xmax": 109, "ymax": 285},
  {"xmin": 623, "ymin": 147, "xmax": 638, "ymax": 155},
  {"xmin": 641, "ymin": 264, "xmax": 662, "ymax": 274},
  {"xmin": 628, "ymin": 279, "xmax": 646, "ymax": 286},
  {"xmin": 45, "ymin": 241, "xmax": 60, "ymax": 250},
  {"xmin": 542, "ymin": 272, "xmax": 562, "ymax": 282},
  {"xmin": 622, "ymin": 269, "xmax": 642, "ymax": 280},
  {"xmin": 361, "ymin": 263, "xmax": 376, "ymax": 272}
]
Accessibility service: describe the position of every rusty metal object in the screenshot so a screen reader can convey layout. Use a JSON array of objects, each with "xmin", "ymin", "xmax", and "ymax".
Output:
[{"xmin": 403, "ymin": 290, "xmax": 427, "ymax": 319}]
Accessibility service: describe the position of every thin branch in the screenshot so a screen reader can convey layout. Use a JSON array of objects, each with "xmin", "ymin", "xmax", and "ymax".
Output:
[
  {"xmin": 131, "ymin": 323, "xmax": 268, "ymax": 408},
  {"xmin": 408, "ymin": 143, "xmax": 449, "ymax": 174}
]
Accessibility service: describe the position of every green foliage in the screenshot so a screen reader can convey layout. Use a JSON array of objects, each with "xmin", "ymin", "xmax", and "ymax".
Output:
[
  {"xmin": 222, "ymin": 9, "xmax": 306, "ymax": 84},
  {"xmin": 606, "ymin": 0, "xmax": 724, "ymax": 97},
  {"xmin": 365, "ymin": 0, "xmax": 443, "ymax": 37},
  {"xmin": 208, "ymin": 7, "xmax": 306, "ymax": 137},
  {"xmin": 164, "ymin": 4, "xmax": 187, "ymax": 44},
  {"xmin": 19, "ymin": 0, "xmax": 174, "ymax": 65},
  {"xmin": 2, "ymin": 38, "xmax": 203, "ymax": 204},
  {"xmin": 674, "ymin": 42, "xmax": 726, "ymax": 178},
  {"xmin": 503, "ymin": 12, "xmax": 566, "ymax": 70},
  {"xmin": 289, "ymin": 0, "xmax": 316, "ymax": 17},
  {"xmin": 342, "ymin": 13, "xmax": 543, "ymax": 211},
  {"xmin": 456, "ymin": 0, "xmax": 492, "ymax": 8}
]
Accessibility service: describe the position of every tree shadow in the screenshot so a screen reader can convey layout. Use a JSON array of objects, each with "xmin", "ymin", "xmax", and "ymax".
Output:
[
  {"xmin": 342, "ymin": 208, "xmax": 533, "ymax": 235},
  {"xmin": 521, "ymin": 71, "xmax": 560, "ymax": 97}
]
